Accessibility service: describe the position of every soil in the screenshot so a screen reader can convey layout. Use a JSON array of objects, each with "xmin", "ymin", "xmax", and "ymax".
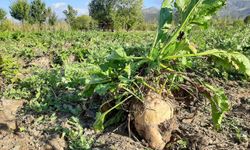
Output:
[
  {"xmin": 29, "ymin": 56, "xmax": 51, "ymax": 69},
  {"xmin": 92, "ymin": 133, "xmax": 147, "ymax": 150},
  {"xmin": 0, "ymin": 81, "xmax": 249, "ymax": 150},
  {"xmin": 169, "ymin": 81, "xmax": 250, "ymax": 150},
  {"xmin": 0, "ymin": 99, "xmax": 42, "ymax": 150}
]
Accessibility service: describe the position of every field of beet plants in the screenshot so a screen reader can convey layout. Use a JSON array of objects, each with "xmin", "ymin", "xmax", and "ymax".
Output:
[{"xmin": 0, "ymin": 1, "xmax": 250, "ymax": 150}]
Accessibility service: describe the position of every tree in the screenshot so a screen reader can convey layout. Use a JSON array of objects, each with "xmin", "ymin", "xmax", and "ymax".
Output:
[
  {"xmin": 89, "ymin": 0, "xmax": 116, "ymax": 31},
  {"xmin": 0, "ymin": 9, "xmax": 7, "ymax": 21},
  {"xmin": 72, "ymin": 15, "xmax": 95, "ymax": 30},
  {"xmin": 112, "ymin": 0, "xmax": 143, "ymax": 31},
  {"xmin": 89, "ymin": 0, "xmax": 143, "ymax": 31},
  {"xmin": 63, "ymin": 5, "xmax": 77, "ymax": 27},
  {"xmin": 29, "ymin": 0, "xmax": 47, "ymax": 25},
  {"xmin": 47, "ymin": 7, "xmax": 57, "ymax": 26},
  {"xmin": 9, "ymin": 0, "xmax": 30, "ymax": 23},
  {"xmin": 244, "ymin": 15, "xmax": 250, "ymax": 24}
]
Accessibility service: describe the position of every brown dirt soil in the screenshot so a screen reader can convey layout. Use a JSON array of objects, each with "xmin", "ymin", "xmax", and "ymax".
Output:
[
  {"xmin": 0, "ymin": 131, "xmax": 38, "ymax": 150},
  {"xmin": 92, "ymin": 133, "xmax": 147, "ymax": 150},
  {"xmin": 0, "ymin": 99, "xmax": 42, "ymax": 150},
  {"xmin": 168, "ymin": 81, "xmax": 250, "ymax": 150},
  {"xmin": 0, "ymin": 81, "xmax": 249, "ymax": 150},
  {"xmin": 29, "ymin": 56, "xmax": 51, "ymax": 69},
  {"xmin": 0, "ymin": 77, "xmax": 3, "ymax": 91},
  {"xmin": 0, "ymin": 99, "xmax": 24, "ymax": 130},
  {"xmin": 0, "ymin": 99, "xmax": 67, "ymax": 150}
]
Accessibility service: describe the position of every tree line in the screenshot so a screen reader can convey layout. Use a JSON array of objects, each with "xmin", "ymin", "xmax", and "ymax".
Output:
[
  {"xmin": 0, "ymin": 0, "xmax": 148, "ymax": 31},
  {"xmin": 0, "ymin": 0, "xmax": 57, "ymax": 26}
]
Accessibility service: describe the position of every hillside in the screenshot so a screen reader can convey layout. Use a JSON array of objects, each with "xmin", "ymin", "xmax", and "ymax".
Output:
[
  {"xmin": 143, "ymin": 7, "xmax": 159, "ymax": 23},
  {"xmin": 143, "ymin": 0, "xmax": 250, "ymax": 22},
  {"xmin": 219, "ymin": 0, "xmax": 250, "ymax": 18}
]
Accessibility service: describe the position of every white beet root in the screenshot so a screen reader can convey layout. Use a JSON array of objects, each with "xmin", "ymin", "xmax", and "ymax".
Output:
[{"xmin": 133, "ymin": 91, "xmax": 176, "ymax": 150}]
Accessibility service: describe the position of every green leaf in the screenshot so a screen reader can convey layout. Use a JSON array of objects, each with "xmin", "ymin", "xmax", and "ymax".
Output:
[
  {"xmin": 124, "ymin": 63, "xmax": 131, "ymax": 78},
  {"xmin": 162, "ymin": 49, "xmax": 250, "ymax": 77},
  {"xmin": 118, "ymin": 75, "xmax": 131, "ymax": 84},
  {"xmin": 205, "ymin": 84, "xmax": 229, "ymax": 130},
  {"xmin": 211, "ymin": 51, "xmax": 250, "ymax": 77},
  {"xmin": 108, "ymin": 48, "xmax": 128, "ymax": 61},
  {"xmin": 154, "ymin": 0, "xmax": 226, "ymax": 54},
  {"xmin": 93, "ymin": 112, "xmax": 105, "ymax": 132},
  {"xmin": 193, "ymin": 50, "xmax": 250, "ymax": 77},
  {"xmin": 104, "ymin": 111, "xmax": 125, "ymax": 127},
  {"xmin": 162, "ymin": 39, "xmax": 198, "ymax": 58},
  {"xmin": 94, "ymin": 83, "xmax": 116, "ymax": 96},
  {"xmin": 176, "ymin": 0, "xmax": 191, "ymax": 11},
  {"xmin": 86, "ymin": 75, "xmax": 110, "ymax": 85},
  {"xmin": 149, "ymin": 47, "xmax": 161, "ymax": 61},
  {"xmin": 83, "ymin": 84, "xmax": 96, "ymax": 97},
  {"xmin": 153, "ymin": 0, "xmax": 174, "ymax": 48},
  {"xmin": 93, "ymin": 95, "xmax": 133, "ymax": 132},
  {"xmin": 191, "ymin": 0, "xmax": 226, "ymax": 27}
]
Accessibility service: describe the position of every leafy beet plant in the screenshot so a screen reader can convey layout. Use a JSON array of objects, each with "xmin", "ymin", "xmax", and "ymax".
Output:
[{"xmin": 84, "ymin": 0, "xmax": 250, "ymax": 132}]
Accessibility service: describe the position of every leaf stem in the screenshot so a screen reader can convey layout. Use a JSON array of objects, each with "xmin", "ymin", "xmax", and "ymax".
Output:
[
  {"xmin": 160, "ymin": 0, "xmax": 203, "ymax": 54},
  {"xmin": 162, "ymin": 51, "xmax": 211, "ymax": 60}
]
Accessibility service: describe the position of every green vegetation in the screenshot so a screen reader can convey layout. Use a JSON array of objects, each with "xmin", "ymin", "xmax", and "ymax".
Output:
[
  {"xmin": 29, "ymin": 0, "xmax": 47, "ymax": 25},
  {"xmin": 47, "ymin": 7, "xmax": 57, "ymax": 26},
  {"xmin": 72, "ymin": 15, "xmax": 96, "ymax": 31},
  {"xmin": 112, "ymin": 0, "xmax": 143, "ymax": 31},
  {"xmin": 3, "ymin": 0, "xmax": 156, "ymax": 31},
  {"xmin": 0, "ymin": 8, "xmax": 7, "ymax": 21},
  {"xmin": 0, "ymin": 19, "xmax": 249, "ymax": 147},
  {"xmin": 89, "ymin": 0, "xmax": 143, "ymax": 31},
  {"xmin": 0, "ymin": 0, "xmax": 250, "ymax": 149},
  {"xmin": 63, "ymin": 5, "xmax": 78, "ymax": 27},
  {"xmin": 89, "ymin": 0, "xmax": 116, "ymax": 31},
  {"xmin": 9, "ymin": 0, "xmax": 30, "ymax": 23},
  {"xmin": 244, "ymin": 15, "xmax": 250, "ymax": 24},
  {"xmin": 88, "ymin": 0, "xmax": 249, "ymax": 132},
  {"xmin": 0, "ymin": 31, "xmax": 153, "ymax": 148}
]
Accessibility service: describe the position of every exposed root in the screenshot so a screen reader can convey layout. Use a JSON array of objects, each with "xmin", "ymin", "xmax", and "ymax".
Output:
[{"xmin": 132, "ymin": 91, "xmax": 177, "ymax": 150}]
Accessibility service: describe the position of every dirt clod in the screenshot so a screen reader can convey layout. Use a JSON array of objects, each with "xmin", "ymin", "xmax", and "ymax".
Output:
[
  {"xmin": 0, "ymin": 99, "xmax": 24, "ymax": 130},
  {"xmin": 30, "ymin": 56, "xmax": 51, "ymax": 69},
  {"xmin": 46, "ymin": 135, "xmax": 67, "ymax": 150}
]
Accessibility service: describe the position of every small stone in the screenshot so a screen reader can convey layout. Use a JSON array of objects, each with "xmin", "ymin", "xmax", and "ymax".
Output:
[
  {"xmin": 12, "ymin": 145, "xmax": 21, "ymax": 150},
  {"xmin": 182, "ymin": 118, "xmax": 193, "ymax": 124},
  {"xmin": 43, "ymin": 144, "xmax": 53, "ymax": 150}
]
